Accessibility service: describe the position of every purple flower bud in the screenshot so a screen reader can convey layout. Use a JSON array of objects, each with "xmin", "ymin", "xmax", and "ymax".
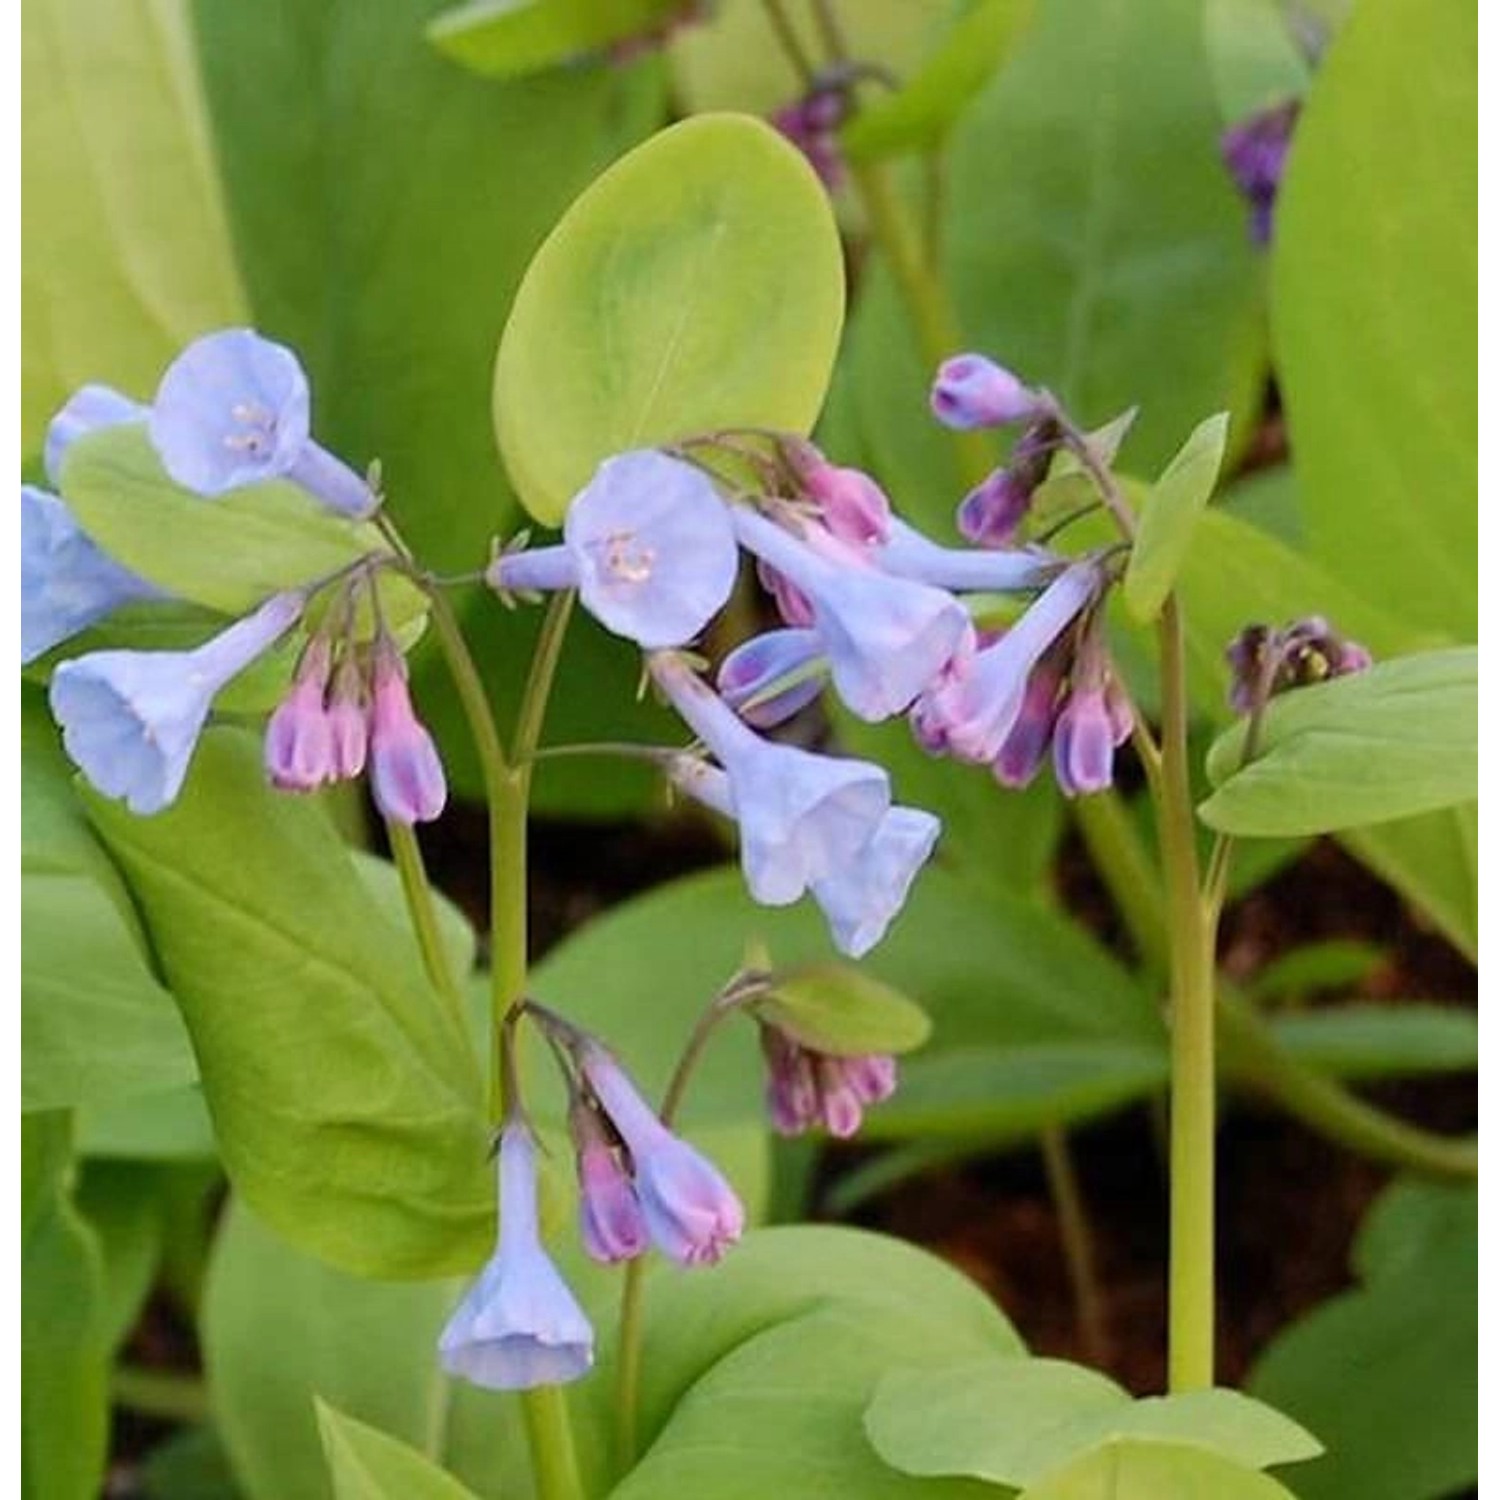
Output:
[
  {"xmin": 579, "ymin": 1044, "xmax": 744, "ymax": 1267},
  {"xmin": 992, "ymin": 654, "xmax": 1065, "ymax": 789},
  {"xmin": 150, "ymin": 329, "xmax": 375, "ymax": 517},
  {"xmin": 655, "ymin": 655, "xmax": 890, "ymax": 905},
  {"xmin": 809, "ymin": 805, "xmax": 941, "ymax": 958},
  {"xmin": 843, "ymin": 1054, "xmax": 898, "ymax": 1105},
  {"xmin": 1226, "ymin": 616, "xmax": 1372, "ymax": 712},
  {"xmin": 264, "ymin": 638, "xmax": 336, "ymax": 792},
  {"xmin": 22, "ymin": 485, "xmax": 165, "ymax": 665},
  {"xmin": 757, "ymin": 1025, "xmax": 899, "ymax": 1140},
  {"xmin": 931, "ymin": 355, "xmax": 1038, "ymax": 430},
  {"xmin": 796, "ymin": 456, "xmax": 892, "ymax": 547},
  {"xmin": 716, "ymin": 628, "xmax": 827, "ymax": 729},
  {"xmin": 487, "ymin": 451, "xmax": 738, "ymax": 649},
  {"xmin": 48, "ymin": 591, "xmax": 303, "ymax": 815},
  {"xmin": 1052, "ymin": 685, "xmax": 1117, "ymax": 797},
  {"xmin": 759, "ymin": 1025, "xmax": 821, "ymax": 1136},
  {"xmin": 368, "ymin": 642, "xmax": 446, "ymax": 825},
  {"xmin": 771, "ymin": 88, "xmax": 848, "ymax": 190},
  {"xmin": 815, "ymin": 1055, "xmax": 864, "ymax": 1139},
  {"xmin": 326, "ymin": 656, "xmax": 369, "ymax": 779},
  {"xmin": 576, "ymin": 1137, "xmax": 649, "ymax": 1265},
  {"xmin": 1221, "ymin": 100, "xmax": 1300, "ymax": 246},
  {"xmin": 958, "ymin": 468, "xmax": 1033, "ymax": 548},
  {"xmin": 438, "ymin": 1125, "xmax": 594, "ymax": 1390},
  {"xmin": 756, "ymin": 558, "xmax": 817, "ymax": 629},
  {"xmin": 44, "ymin": 384, "xmax": 148, "ymax": 486},
  {"xmin": 919, "ymin": 561, "xmax": 1101, "ymax": 763},
  {"xmin": 734, "ymin": 507, "xmax": 973, "ymax": 722}
]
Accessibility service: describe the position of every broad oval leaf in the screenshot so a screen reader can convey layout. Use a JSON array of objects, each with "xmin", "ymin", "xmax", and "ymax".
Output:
[
  {"xmin": 1200, "ymin": 648, "xmax": 1477, "ymax": 836},
  {"xmin": 494, "ymin": 113, "xmax": 845, "ymax": 524},
  {"xmin": 428, "ymin": 0, "xmax": 683, "ymax": 78},
  {"xmin": 1124, "ymin": 411, "xmax": 1229, "ymax": 622},
  {"xmin": 83, "ymin": 729, "xmax": 492, "ymax": 1277},
  {"xmin": 1272, "ymin": 0, "xmax": 1476, "ymax": 639},
  {"xmin": 757, "ymin": 964, "xmax": 932, "ymax": 1057},
  {"xmin": 1023, "ymin": 1439, "xmax": 1298, "ymax": 1500},
  {"xmin": 316, "ymin": 1402, "xmax": 480, "ymax": 1500},
  {"xmin": 58, "ymin": 426, "xmax": 427, "ymax": 635}
]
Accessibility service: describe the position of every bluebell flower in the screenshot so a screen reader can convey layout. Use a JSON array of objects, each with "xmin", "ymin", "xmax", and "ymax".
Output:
[
  {"xmin": 48, "ymin": 591, "xmax": 304, "ymax": 814},
  {"xmin": 809, "ymin": 805, "xmax": 941, "ymax": 959},
  {"xmin": 733, "ymin": 506, "xmax": 973, "ymax": 722},
  {"xmin": 1052, "ymin": 683, "xmax": 1118, "ymax": 797},
  {"xmin": 149, "ymin": 329, "xmax": 375, "ymax": 517},
  {"xmin": 368, "ymin": 639, "xmax": 446, "ymax": 825},
  {"xmin": 653, "ymin": 653, "xmax": 889, "ymax": 906},
  {"xmin": 438, "ymin": 1125, "xmax": 594, "ymax": 1391},
  {"xmin": 874, "ymin": 518, "xmax": 1058, "ymax": 593},
  {"xmin": 918, "ymin": 561, "xmax": 1101, "ymax": 764},
  {"xmin": 44, "ymin": 384, "xmax": 148, "ymax": 485},
  {"xmin": 578, "ymin": 1044, "xmax": 744, "ymax": 1267},
  {"xmin": 931, "ymin": 354, "xmax": 1039, "ymax": 430},
  {"xmin": 786, "ymin": 445, "xmax": 891, "ymax": 546},
  {"xmin": 22, "ymin": 486, "xmax": 164, "ymax": 665},
  {"xmin": 487, "ymin": 450, "xmax": 737, "ymax": 648},
  {"xmin": 571, "ymin": 1103, "xmax": 648, "ymax": 1265},
  {"xmin": 716, "ymin": 628, "xmax": 827, "ymax": 729},
  {"xmin": 991, "ymin": 653, "xmax": 1065, "ymax": 788},
  {"xmin": 263, "ymin": 637, "xmax": 335, "ymax": 793}
]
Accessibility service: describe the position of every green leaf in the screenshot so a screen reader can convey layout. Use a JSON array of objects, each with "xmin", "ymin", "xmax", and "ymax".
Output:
[
  {"xmin": 1124, "ymin": 412, "xmax": 1229, "ymax": 623},
  {"xmin": 867, "ymin": 1359, "xmax": 1318, "ymax": 1485},
  {"xmin": 1249, "ymin": 1180, "xmax": 1477, "ymax": 1500},
  {"xmin": 316, "ymin": 1402, "xmax": 480, "ymax": 1500},
  {"xmin": 1272, "ymin": 0, "xmax": 1476, "ymax": 638},
  {"xmin": 83, "ymin": 729, "xmax": 492, "ymax": 1278},
  {"xmin": 79, "ymin": 1084, "xmax": 218, "ymax": 1162},
  {"xmin": 1246, "ymin": 939, "xmax": 1384, "ymax": 1002},
  {"xmin": 23, "ymin": 871, "xmax": 200, "ymax": 1112},
  {"xmin": 21, "ymin": 0, "xmax": 248, "ymax": 451},
  {"xmin": 1020, "ymin": 1439, "xmax": 1298, "ymax": 1499},
  {"xmin": 1204, "ymin": 0, "xmax": 1310, "ymax": 122},
  {"xmin": 842, "ymin": 0, "xmax": 1037, "ymax": 163},
  {"xmin": 1200, "ymin": 649, "xmax": 1477, "ymax": 836},
  {"xmin": 605, "ymin": 1226, "xmax": 1023, "ymax": 1498},
  {"xmin": 1268, "ymin": 1004, "xmax": 1477, "ymax": 1082},
  {"xmin": 428, "ymin": 0, "xmax": 683, "ymax": 78},
  {"xmin": 941, "ymin": 0, "xmax": 1264, "ymax": 474},
  {"xmin": 22, "ymin": 1114, "xmax": 109, "ymax": 1500},
  {"xmin": 76, "ymin": 1160, "xmax": 167, "ymax": 1354},
  {"xmin": 352, "ymin": 849, "xmax": 478, "ymax": 986},
  {"xmin": 58, "ymin": 426, "xmax": 426, "ymax": 633},
  {"xmin": 757, "ymin": 964, "xmax": 932, "ymax": 1057},
  {"xmin": 494, "ymin": 113, "xmax": 846, "ymax": 524}
]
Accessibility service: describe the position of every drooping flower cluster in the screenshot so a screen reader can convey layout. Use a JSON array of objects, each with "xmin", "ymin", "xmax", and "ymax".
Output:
[
  {"xmin": 1225, "ymin": 615, "xmax": 1372, "ymax": 714},
  {"xmin": 439, "ymin": 1022, "xmax": 744, "ymax": 1391},
  {"xmin": 28, "ymin": 330, "xmax": 448, "ymax": 823},
  {"xmin": 759, "ymin": 1024, "xmax": 898, "ymax": 1139}
]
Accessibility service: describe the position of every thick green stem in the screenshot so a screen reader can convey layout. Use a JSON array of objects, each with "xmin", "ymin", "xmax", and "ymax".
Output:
[
  {"xmin": 1154, "ymin": 599, "xmax": 1218, "ymax": 1392},
  {"xmin": 427, "ymin": 586, "xmax": 582, "ymax": 1500},
  {"xmin": 386, "ymin": 819, "xmax": 468, "ymax": 1039},
  {"xmin": 112, "ymin": 1367, "xmax": 209, "ymax": 1425},
  {"xmin": 1039, "ymin": 1126, "xmax": 1110, "ymax": 1367},
  {"xmin": 1219, "ymin": 997, "xmax": 1478, "ymax": 1178}
]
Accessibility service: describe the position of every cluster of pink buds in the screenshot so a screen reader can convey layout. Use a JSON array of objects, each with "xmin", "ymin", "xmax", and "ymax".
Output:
[{"xmin": 759, "ymin": 1024, "xmax": 897, "ymax": 1139}]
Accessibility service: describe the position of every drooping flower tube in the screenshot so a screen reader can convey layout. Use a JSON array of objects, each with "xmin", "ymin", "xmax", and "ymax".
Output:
[
  {"xmin": 731, "ymin": 506, "xmax": 973, "ymax": 722},
  {"xmin": 652, "ymin": 652, "xmax": 889, "ymax": 906},
  {"xmin": 263, "ymin": 637, "xmax": 336, "ymax": 793},
  {"xmin": 872, "ymin": 519, "xmax": 1059, "ymax": 594},
  {"xmin": 22, "ymin": 486, "xmax": 165, "ymax": 665},
  {"xmin": 49, "ymin": 590, "xmax": 304, "ymax": 815},
  {"xmin": 918, "ymin": 559, "xmax": 1103, "ymax": 764},
  {"xmin": 367, "ymin": 637, "xmax": 446, "ymax": 825},
  {"xmin": 715, "ymin": 628, "xmax": 827, "ymax": 730},
  {"xmin": 44, "ymin": 384, "xmax": 148, "ymax": 486},
  {"xmin": 487, "ymin": 450, "xmax": 739, "ymax": 649},
  {"xmin": 437, "ymin": 1124, "xmax": 594, "ymax": 1391},
  {"xmin": 577, "ymin": 1042, "xmax": 744, "ymax": 1266},
  {"xmin": 930, "ymin": 354, "xmax": 1039, "ymax": 430},
  {"xmin": 149, "ymin": 329, "xmax": 376, "ymax": 517},
  {"xmin": 571, "ymin": 1101, "xmax": 649, "ymax": 1266}
]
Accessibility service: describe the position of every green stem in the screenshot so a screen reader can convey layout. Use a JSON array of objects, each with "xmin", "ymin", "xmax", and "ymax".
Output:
[
  {"xmin": 1071, "ymin": 792, "xmax": 1168, "ymax": 977},
  {"xmin": 1218, "ymin": 997, "xmax": 1478, "ymax": 1177},
  {"xmin": 426, "ymin": 586, "xmax": 582, "ymax": 1500},
  {"xmin": 1154, "ymin": 598, "xmax": 1218, "ymax": 1392},
  {"xmin": 386, "ymin": 819, "xmax": 467, "ymax": 1033},
  {"xmin": 112, "ymin": 1367, "xmax": 209, "ymax": 1425},
  {"xmin": 1039, "ymin": 1126, "xmax": 1110, "ymax": 1368}
]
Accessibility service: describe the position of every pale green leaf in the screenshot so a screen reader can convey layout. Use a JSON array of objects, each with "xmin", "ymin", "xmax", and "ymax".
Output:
[
  {"xmin": 1124, "ymin": 412, "xmax": 1229, "ymax": 622},
  {"xmin": 1268, "ymin": 1004, "xmax": 1477, "ymax": 1082},
  {"xmin": 1021, "ymin": 1439, "xmax": 1298, "ymax": 1500},
  {"xmin": 494, "ymin": 113, "xmax": 845, "ymax": 524},
  {"xmin": 316, "ymin": 1402, "xmax": 480, "ymax": 1500},
  {"xmin": 1272, "ymin": 0, "xmax": 1475, "ymax": 637},
  {"xmin": 21, "ymin": 0, "xmax": 248, "ymax": 451},
  {"xmin": 428, "ymin": 0, "xmax": 682, "ymax": 78},
  {"xmin": 83, "ymin": 729, "xmax": 492, "ymax": 1278},
  {"xmin": 1205, "ymin": 0, "xmax": 1310, "ymax": 122},
  {"xmin": 757, "ymin": 964, "xmax": 932, "ymax": 1057},
  {"xmin": 1200, "ymin": 649, "xmax": 1477, "ymax": 836}
]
